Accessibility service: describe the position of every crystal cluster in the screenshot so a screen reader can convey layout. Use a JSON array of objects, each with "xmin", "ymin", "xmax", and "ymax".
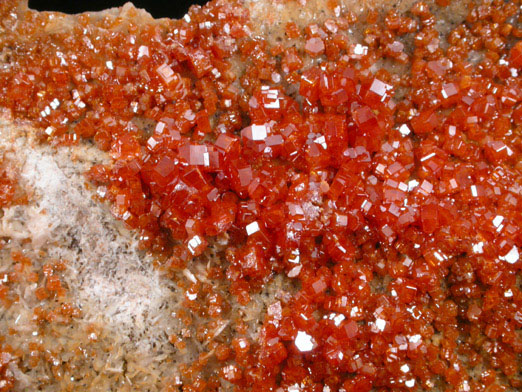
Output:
[{"xmin": 0, "ymin": 0, "xmax": 520, "ymax": 390}]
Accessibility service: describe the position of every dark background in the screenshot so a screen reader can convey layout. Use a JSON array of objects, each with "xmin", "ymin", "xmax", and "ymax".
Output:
[{"xmin": 29, "ymin": 0, "xmax": 206, "ymax": 19}]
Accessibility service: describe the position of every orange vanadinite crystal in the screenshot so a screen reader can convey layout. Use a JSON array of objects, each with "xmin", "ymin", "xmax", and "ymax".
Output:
[
  {"xmin": 0, "ymin": 158, "xmax": 19, "ymax": 208},
  {"xmin": 0, "ymin": 0, "xmax": 521, "ymax": 390},
  {"xmin": 0, "ymin": 341, "xmax": 15, "ymax": 392}
]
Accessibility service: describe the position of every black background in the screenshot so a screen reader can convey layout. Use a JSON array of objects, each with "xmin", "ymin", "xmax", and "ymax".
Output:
[{"xmin": 29, "ymin": 0, "xmax": 206, "ymax": 19}]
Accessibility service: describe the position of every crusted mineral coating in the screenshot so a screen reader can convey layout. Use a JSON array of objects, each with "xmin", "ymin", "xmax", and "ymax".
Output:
[{"xmin": 0, "ymin": 0, "xmax": 521, "ymax": 391}]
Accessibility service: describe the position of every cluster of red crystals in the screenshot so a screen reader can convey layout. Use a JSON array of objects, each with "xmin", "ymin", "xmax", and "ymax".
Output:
[
  {"xmin": 0, "ymin": 248, "xmax": 88, "ymax": 387},
  {"xmin": 0, "ymin": 0, "xmax": 521, "ymax": 390},
  {"xmin": 1, "ymin": 251, "xmax": 79, "ymax": 323},
  {"xmin": 244, "ymin": 2, "xmax": 522, "ymax": 390}
]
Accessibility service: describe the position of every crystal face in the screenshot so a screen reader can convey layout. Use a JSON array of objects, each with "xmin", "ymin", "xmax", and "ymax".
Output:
[{"xmin": 294, "ymin": 331, "xmax": 315, "ymax": 352}]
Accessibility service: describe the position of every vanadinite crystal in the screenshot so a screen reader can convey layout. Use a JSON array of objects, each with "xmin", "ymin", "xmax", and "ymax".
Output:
[{"xmin": 0, "ymin": 0, "xmax": 521, "ymax": 390}]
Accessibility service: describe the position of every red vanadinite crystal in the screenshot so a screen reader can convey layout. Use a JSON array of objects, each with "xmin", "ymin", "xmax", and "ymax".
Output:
[
  {"xmin": 0, "ymin": 344, "xmax": 15, "ymax": 392},
  {"xmin": 0, "ymin": 0, "xmax": 521, "ymax": 390}
]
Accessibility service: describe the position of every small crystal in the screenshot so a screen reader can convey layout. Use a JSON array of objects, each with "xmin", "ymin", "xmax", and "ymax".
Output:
[
  {"xmin": 156, "ymin": 63, "xmax": 177, "ymax": 84},
  {"xmin": 265, "ymin": 135, "xmax": 284, "ymax": 147},
  {"xmin": 187, "ymin": 235, "xmax": 203, "ymax": 254},
  {"xmin": 418, "ymin": 180, "xmax": 433, "ymax": 195},
  {"xmin": 288, "ymin": 265, "xmax": 302, "ymax": 278},
  {"xmin": 333, "ymin": 313, "xmax": 345, "ymax": 326},
  {"xmin": 50, "ymin": 98, "xmax": 60, "ymax": 109},
  {"xmin": 375, "ymin": 318, "xmax": 386, "ymax": 331},
  {"xmin": 407, "ymin": 179, "xmax": 419, "ymax": 191},
  {"xmin": 288, "ymin": 384, "xmax": 301, "ymax": 392},
  {"xmin": 492, "ymin": 215, "xmax": 504, "ymax": 229},
  {"xmin": 472, "ymin": 242, "xmax": 484, "ymax": 254},
  {"xmin": 314, "ymin": 135, "xmax": 327, "ymax": 149},
  {"xmin": 246, "ymin": 221, "xmax": 260, "ymax": 235},
  {"xmin": 441, "ymin": 83, "xmax": 458, "ymax": 99},
  {"xmin": 420, "ymin": 152, "xmax": 436, "ymax": 162},
  {"xmin": 267, "ymin": 301, "xmax": 282, "ymax": 319},
  {"xmin": 369, "ymin": 78, "xmax": 391, "ymax": 101},
  {"xmin": 295, "ymin": 331, "xmax": 314, "ymax": 352},
  {"xmin": 344, "ymin": 320, "xmax": 358, "ymax": 338},
  {"xmin": 449, "ymin": 178, "xmax": 458, "ymax": 190},
  {"xmin": 408, "ymin": 334, "xmax": 421, "ymax": 344},
  {"xmin": 305, "ymin": 37, "xmax": 325, "ymax": 56},
  {"xmin": 147, "ymin": 137, "xmax": 160, "ymax": 150},
  {"xmin": 138, "ymin": 45, "xmax": 149, "ymax": 59},
  {"xmin": 251, "ymin": 124, "xmax": 268, "ymax": 140},
  {"xmin": 353, "ymin": 43, "xmax": 368, "ymax": 55},
  {"xmin": 238, "ymin": 166, "xmax": 253, "ymax": 187},
  {"xmin": 188, "ymin": 145, "xmax": 210, "ymax": 166},
  {"xmin": 499, "ymin": 246, "xmax": 519, "ymax": 264},
  {"xmin": 399, "ymin": 124, "xmax": 411, "ymax": 136},
  {"xmin": 40, "ymin": 106, "xmax": 51, "ymax": 117}
]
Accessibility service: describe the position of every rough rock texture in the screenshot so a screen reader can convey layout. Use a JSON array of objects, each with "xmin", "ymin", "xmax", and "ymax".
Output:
[{"xmin": 0, "ymin": 117, "xmax": 183, "ymax": 390}]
